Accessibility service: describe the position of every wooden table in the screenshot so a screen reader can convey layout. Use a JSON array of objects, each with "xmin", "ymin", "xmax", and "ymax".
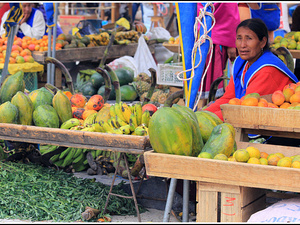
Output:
[
  {"xmin": 289, "ymin": 50, "xmax": 300, "ymax": 59},
  {"xmin": 144, "ymin": 104, "xmax": 300, "ymax": 222}
]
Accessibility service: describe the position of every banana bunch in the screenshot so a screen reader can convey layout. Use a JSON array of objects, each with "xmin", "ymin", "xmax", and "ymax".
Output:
[
  {"xmin": 96, "ymin": 102, "xmax": 150, "ymax": 136},
  {"xmin": 114, "ymin": 30, "xmax": 141, "ymax": 44},
  {"xmin": 85, "ymin": 32, "xmax": 110, "ymax": 46},
  {"xmin": 60, "ymin": 113, "xmax": 98, "ymax": 132},
  {"xmin": 78, "ymin": 69, "xmax": 98, "ymax": 82}
]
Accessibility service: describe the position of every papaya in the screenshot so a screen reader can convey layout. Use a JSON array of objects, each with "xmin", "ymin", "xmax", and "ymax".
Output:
[
  {"xmin": 0, "ymin": 101, "xmax": 18, "ymax": 124},
  {"xmin": 113, "ymin": 67, "xmax": 134, "ymax": 86},
  {"xmin": 202, "ymin": 110, "xmax": 223, "ymax": 125},
  {"xmin": 28, "ymin": 87, "xmax": 54, "ymax": 109},
  {"xmin": 148, "ymin": 106, "xmax": 200, "ymax": 156},
  {"xmin": 33, "ymin": 104, "xmax": 60, "ymax": 128},
  {"xmin": 200, "ymin": 123, "xmax": 235, "ymax": 158},
  {"xmin": 195, "ymin": 111, "xmax": 220, "ymax": 143},
  {"xmin": 0, "ymin": 71, "xmax": 25, "ymax": 104},
  {"xmin": 52, "ymin": 90, "xmax": 73, "ymax": 124},
  {"xmin": 11, "ymin": 91, "xmax": 34, "ymax": 125},
  {"xmin": 172, "ymin": 104, "xmax": 204, "ymax": 156}
]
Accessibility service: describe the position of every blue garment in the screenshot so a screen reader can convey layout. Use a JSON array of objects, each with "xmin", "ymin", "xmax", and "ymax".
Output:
[
  {"xmin": 249, "ymin": 3, "xmax": 280, "ymax": 31},
  {"xmin": 233, "ymin": 50, "xmax": 299, "ymax": 99},
  {"xmin": 17, "ymin": 8, "xmax": 37, "ymax": 38}
]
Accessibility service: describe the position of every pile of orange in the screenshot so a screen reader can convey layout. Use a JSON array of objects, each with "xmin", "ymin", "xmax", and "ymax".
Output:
[
  {"xmin": 0, "ymin": 33, "xmax": 66, "ymax": 64},
  {"xmin": 228, "ymin": 81, "xmax": 300, "ymax": 109}
]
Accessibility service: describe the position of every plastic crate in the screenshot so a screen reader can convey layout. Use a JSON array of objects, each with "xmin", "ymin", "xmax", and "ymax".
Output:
[
  {"xmin": 0, "ymin": 70, "xmax": 38, "ymax": 92},
  {"xmin": 156, "ymin": 63, "xmax": 184, "ymax": 87}
]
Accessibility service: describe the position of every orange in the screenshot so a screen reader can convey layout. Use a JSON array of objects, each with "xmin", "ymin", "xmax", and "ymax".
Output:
[
  {"xmin": 260, "ymin": 152, "xmax": 269, "ymax": 159},
  {"xmin": 274, "ymin": 152, "xmax": 285, "ymax": 159},
  {"xmin": 28, "ymin": 44, "xmax": 35, "ymax": 51},
  {"xmin": 290, "ymin": 92, "xmax": 300, "ymax": 104},
  {"xmin": 280, "ymin": 102, "xmax": 291, "ymax": 109},
  {"xmin": 257, "ymin": 100, "xmax": 268, "ymax": 107},
  {"xmin": 259, "ymin": 98, "xmax": 268, "ymax": 104},
  {"xmin": 213, "ymin": 154, "xmax": 228, "ymax": 161},
  {"xmin": 234, "ymin": 149, "xmax": 250, "ymax": 162},
  {"xmin": 228, "ymin": 98, "xmax": 241, "ymax": 105},
  {"xmin": 277, "ymin": 157, "xmax": 292, "ymax": 167},
  {"xmin": 198, "ymin": 152, "xmax": 213, "ymax": 159},
  {"xmin": 283, "ymin": 83, "xmax": 297, "ymax": 91},
  {"xmin": 283, "ymin": 87, "xmax": 295, "ymax": 102},
  {"xmin": 241, "ymin": 97, "xmax": 258, "ymax": 106},
  {"xmin": 291, "ymin": 161, "xmax": 300, "ymax": 168},
  {"xmin": 9, "ymin": 57, "xmax": 16, "ymax": 64},
  {"xmin": 267, "ymin": 154, "xmax": 281, "ymax": 166},
  {"xmin": 247, "ymin": 157, "xmax": 261, "ymax": 164},
  {"xmin": 228, "ymin": 156, "xmax": 237, "ymax": 162},
  {"xmin": 268, "ymin": 102, "xmax": 279, "ymax": 108},
  {"xmin": 34, "ymin": 45, "xmax": 40, "ymax": 51},
  {"xmin": 246, "ymin": 146, "xmax": 260, "ymax": 159},
  {"xmin": 259, "ymin": 158, "xmax": 268, "ymax": 165}
]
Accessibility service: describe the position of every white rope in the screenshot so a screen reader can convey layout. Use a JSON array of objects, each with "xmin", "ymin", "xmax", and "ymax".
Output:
[{"xmin": 175, "ymin": 3, "xmax": 216, "ymax": 111}]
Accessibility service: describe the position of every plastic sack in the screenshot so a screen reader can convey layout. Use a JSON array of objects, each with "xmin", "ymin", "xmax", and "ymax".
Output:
[
  {"xmin": 134, "ymin": 34, "xmax": 157, "ymax": 76},
  {"xmin": 76, "ymin": 20, "xmax": 100, "ymax": 36},
  {"xmin": 146, "ymin": 27, "xmax": 172, "ymax": 40},
  {"xmin": 247, "ymin": 197, "xmax": 300, "ymax": 223},
  {"xmin": 107, "ymin": 56, "xmax": 139, "ymax": 77}
]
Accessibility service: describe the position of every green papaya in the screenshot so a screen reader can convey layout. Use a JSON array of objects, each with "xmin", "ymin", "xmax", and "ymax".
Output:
[
  {"xmin": 148, "ymin": 106, "xmax": 199, "ymax": 156},
  {"xmin": 28, "ymin": 87, "xmax": 54, "ymax": 109},
  {"xmin": 33, "ymin": 104, "xmax": 60, "ymax": 128},
  {"xmin": 0, "ymin": 71, "xmax": 25, "ymax": 104},
  {"xmin": 200, "ymin": 123, "xmax": 235, "ymax": 158},
  {"xmin": 11, "ymin": 91, "xmax": 34, "ymax": 125},
  {"xmin": 52, "ymin": 90, "xmax": 73, "ymax": 124},
  {"xmin": 195, "ymin": 111, "xmax": 219, "ymax": 143},
  {"xmin": 0, "ymin": 101, "xmax": 18, "ymax": 124}
]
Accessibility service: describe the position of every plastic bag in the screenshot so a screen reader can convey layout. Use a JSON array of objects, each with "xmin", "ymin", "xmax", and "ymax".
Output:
[
  {"xmin": 134, "ymin": 34, "xmax": 157, "ymax": 76},
  {"xmin": 146, "ymin": 27, "xmax": 172, "ymax": 40},
  {"xmin": 76, "ymin": 20, "xmax": 100, "ymax": 36},
  {"xmin": 107, "ymin": 56, "xmax": 139, "ymax": 77}
]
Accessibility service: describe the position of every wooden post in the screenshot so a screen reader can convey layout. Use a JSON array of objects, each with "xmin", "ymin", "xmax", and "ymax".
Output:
[
  {"xmin": 100, "ymin": 3, "xmax": 105, "ymax": 20},
  {"xmin": 111, "ymin": 3, "xmax": 116, "ymax": 23}
]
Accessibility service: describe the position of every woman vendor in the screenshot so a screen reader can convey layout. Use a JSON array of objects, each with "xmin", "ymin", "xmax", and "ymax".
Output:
[{"xmin": 204, "ymin": 18, "xmax": 299, "ymax": 121}]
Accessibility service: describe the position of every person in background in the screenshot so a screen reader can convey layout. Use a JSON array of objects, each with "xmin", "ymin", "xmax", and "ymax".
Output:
[
  {"xmin": 197, "ymin": 3, "xmax": 240, "ymax": 107},
  {"xmin": 204, "ymin": 18, "xmax": 299, "ymax": 121},
  {"xmin": 0, "ymin": 3, "xmax": 45, "ymax": 39},
  {"xmin": 0, "ymin": 3, "xmax": 10, "ymax": 25},
  {"xmin": 291, "ymin": 5, "xmax": 300, "ymax": 81},
  {"xmin": 132, "ymin": 3, "xmax": 143, "ymax": 23},
  {"xmin": 32, "ymin": 3, "xmax": 63, "ymax": 37},
  {"xmin": 238, "ymin": 3, "xmax": 281, "ymax": 42}
]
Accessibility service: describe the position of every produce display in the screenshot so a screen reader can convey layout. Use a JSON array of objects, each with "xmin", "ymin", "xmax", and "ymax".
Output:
[
  {"xmin": 271, "ymin": 31, "xmax": 300, "ymax": 50},
  {"xmin": 228, "ymin": 81, "xmax": 300, "ymax": 109}
]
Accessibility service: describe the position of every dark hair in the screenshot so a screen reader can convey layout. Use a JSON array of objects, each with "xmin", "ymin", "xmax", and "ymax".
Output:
[
  {"xmin": 236, "ymin": 18, "xmax": 270, "ymax": 51},
  {"xmin": 291, "ymin": 5, "xmax": 300, "ymax": 31}
]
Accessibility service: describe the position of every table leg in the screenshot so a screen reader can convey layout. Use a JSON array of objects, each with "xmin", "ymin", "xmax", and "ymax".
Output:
[
  {"xmin": 182, "ymin": 180, "xmax": 190, "ymax": 222},
  {"xmin": 163, "ymin": 178, "xmax": 177, "ymax": 222}
]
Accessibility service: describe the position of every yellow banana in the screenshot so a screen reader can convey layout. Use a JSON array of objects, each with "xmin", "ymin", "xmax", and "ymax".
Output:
[
  {"xmin": 116, "ymin": 115, "xmax": 128, "ymax": 126},
  {"xmin": 100, "ymin": 120, "xmax": 114, "ymax": 133},
  {"xmin": 94, "ymin": 122, "xmax": 104, "ymax": 132},
  {"xmin": 141, "ymin": 110, "xmax": 151, "ymax": 127},
  {"xmin": 120, "ymin": 102, "xmax": 132, "ymax": 123},
  {"xmin": 119, "ymin": 124, "xmax": 131, "ymax": 135},
  {"xmin": 108, "ymin": 128, "xmax": 123, "ymax": 135},
  {"xmin": 81, "ymin": 125, "xmax": 95, "ymax": 132},
  {"xmin": 60, "ymin": 118, "xmax": 81, "ymax": 129},
  {"xmin": 135, "ymin": 126, "xmax": 146, "ymax": 136},
  {"xmin": 109, "ymin": 116, "xmax": 119, "ymax": 129},
  {"xmin": 129, "ymin": 113, "xmax": 137, "ymax": 128},
  {"xmin": 70, "ymin": 125, "xmax": 84, "ymax": 130},
  {"xmin": 134, "ymin": 103, "xmax": 143, "ymax": 126},
  {"xmin": 83, "ymin": 112, "xmax": 97, "ymax": 127},
  {"xmin": 109, "ymin": 104, "xmax": 117, "ymax": 118},
  {"xmin": 114, "ymin": 102, "xmax": 127, "ymax": 123}
]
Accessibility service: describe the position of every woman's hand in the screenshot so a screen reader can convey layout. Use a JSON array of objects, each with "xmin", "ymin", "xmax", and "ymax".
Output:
[
  {"xmin": 227, "ymin": 47, "xmax": 237, "ymax": 62},
  {"xmin": 19, "ymin": 13, "xmax": 30, "ymax": 25}
]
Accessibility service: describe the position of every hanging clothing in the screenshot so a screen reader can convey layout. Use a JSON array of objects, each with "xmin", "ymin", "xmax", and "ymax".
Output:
[
  {"xmin": 204, "ymin": 51, "xmax": 299, "ymax": 121},
  {"xmin": 197, "ymin": 3, "xmax": 240, "ymax": 99}
]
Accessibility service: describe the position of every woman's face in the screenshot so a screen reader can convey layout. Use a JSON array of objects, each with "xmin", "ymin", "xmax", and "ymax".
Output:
[{"xmin": 236, "ymin": 26, "xmax": 267, "ymax": 65}]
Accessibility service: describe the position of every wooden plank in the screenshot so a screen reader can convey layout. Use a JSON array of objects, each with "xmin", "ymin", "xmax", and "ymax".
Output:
[
  {"xmin": 289, "ymin": 50, "xmax": 300, "ymax": 59},
  {"xmin": 144, "ymin": 150, "xmax": 300, "ymax": 193},
  {"xmin": 238, "ymin": 128, "xmax": 300, "ymax": 139},
  {"xmin": 32, "ymin": 43, "xmax": 155, "ymax": 64},
  {"xmin": 241, "ymin": 195, "xmax": 266, "ymax": 222},
  {"xmin": 221, "ymin": 104, "xmax": 300, "ymax": 130},
  {"xmin": 0, "ymin": 123, "xmax": 151, "ymax": 150},
  {"xmin": 220, "ymin": 191, "xmax": 241, "ymax": 222},
  {"xmin": 196, "ymin": 183, "xmax": 218, "ymax": 222}
]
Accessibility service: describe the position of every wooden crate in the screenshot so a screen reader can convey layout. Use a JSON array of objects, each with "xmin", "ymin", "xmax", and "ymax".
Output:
[
  {"xmin": 196, "ymin": 181, "xmax": 266, "ymax": 222},
  {"xmin": 32, "ymin": 43, "xmax": 156, "ymax": 64},
  {"xmin": 220, "ymin": 104, "xmax": 300, "ymax": 132},
  {"xmin": 289, "ymin": 50, "xmax": 300, "ymax": 59}
]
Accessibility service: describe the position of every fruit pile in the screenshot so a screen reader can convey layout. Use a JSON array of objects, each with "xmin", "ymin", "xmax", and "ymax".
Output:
[
  {"xmin": 271, "ymin": 31, "xmax": 300, "ymax": 50},
  {"xmin": 228, "ymin": 81, "xmax": 300, "ymax": 109},
  {"xmin": 167, "ymin": 36, "xmax": 180, "ymax": 45},
  {"xmin": 0, "ymin": 35, "xmax": 39, "ymax": 64},
  {"xmin": 199, "ymin": 145, "xmax": 300, "ymax": 169},
  {"xmin": 148, "ymin": 104, "xmax": 236, "ymax": 158}
]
